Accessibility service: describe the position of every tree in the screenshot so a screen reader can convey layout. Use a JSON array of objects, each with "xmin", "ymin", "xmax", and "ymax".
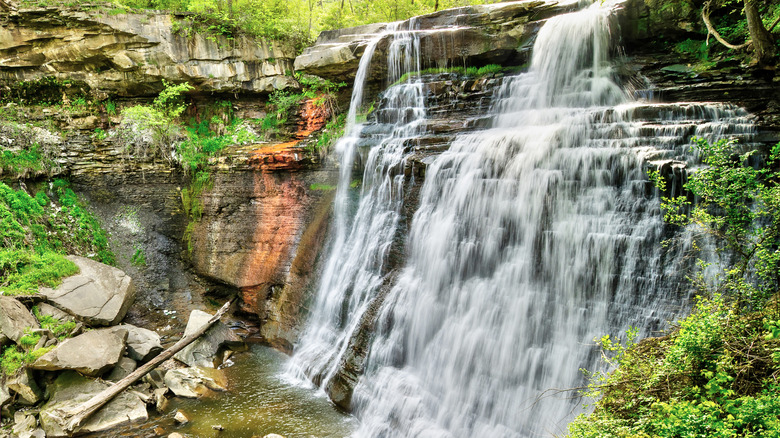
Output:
[
  {"xmin": 116, "ymin": 80, "xmax": 193, "ymax": 165},
  {"xmin": 653, "ymin": 138, "xmax": 780, "ymax": 309},
  {"xmin": 702, "ymin": 0, "xmax": 777, "ymax": 65}
]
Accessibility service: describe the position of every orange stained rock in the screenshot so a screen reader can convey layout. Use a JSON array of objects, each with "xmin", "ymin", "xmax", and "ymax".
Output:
[
  {"xmin": 236, "ymin": 172, "xmax": 307, "ymax": 290},
  {"xmin": 296, "ymin": 96, "xmax": 330, "ymax": 139}
]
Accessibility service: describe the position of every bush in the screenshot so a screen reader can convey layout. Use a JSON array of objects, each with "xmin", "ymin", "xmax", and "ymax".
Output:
[{"xmin": 116, "ymin": 80, "xmax": 193, "ymax": 165}]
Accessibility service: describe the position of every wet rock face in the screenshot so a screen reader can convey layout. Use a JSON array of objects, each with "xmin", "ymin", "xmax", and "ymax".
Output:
[
  {"xmin": 188, "ymin": 161, "xmax": 338, "ymax": 351},
  {"xmin": 0, "ymin": 8, "xmax": 297, "ymax": 96},
  {"xmin": 294, "ymin": 0, "xmax": 573, "ymax": 83}
]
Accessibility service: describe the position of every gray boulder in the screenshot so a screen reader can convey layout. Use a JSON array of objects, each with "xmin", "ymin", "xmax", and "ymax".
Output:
[
  {"xmin": 7, "ymin": 368, "xmax": 43, "ymax": 405},
  {"xmin": 106, "ymin": 356, "xmax": 137, "ymax": 381},
  {"xmin": 40, "ymin": 371, "xmax": 148, "ymax": 437},
  {"xmin": 39, "ymin": 256, "xmax": 135, "ymax": 326},
  {"xmin": 173, "ymin": 310, "xmax": 242, "ymax": 368},
  {"xmin": 114, "ymin": 324, "xmax": 162, "ymax": 362},
  {"xmin": 29, "ymin": 328, "xmax": 127, "ymax": 377},
  {"xmin": 0, "ymin": 379, "xmax": 10, "ymax": 408},
  {"xmin": 0, "ymin": 296, "xmax": 39, "ymax": 343},
  {"xmin": 164, "ymin": 367, "xmax": 227, "ymax": 398}
]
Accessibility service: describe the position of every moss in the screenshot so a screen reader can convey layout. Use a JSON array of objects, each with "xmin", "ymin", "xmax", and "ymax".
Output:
[{"xmin": 0, "ymin": 179, "xmax": 114, "ymax": 295}]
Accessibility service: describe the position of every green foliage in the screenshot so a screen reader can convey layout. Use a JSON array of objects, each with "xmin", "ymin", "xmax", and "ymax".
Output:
[
  {"xmin": 131, "ymin": 245, "xmax": 147, "ymax": 267},
  {"xmin": 177, "ymin": 118, "xmax": 258, "ymax": 174},
  {"xmin": 312, "ymin": 112, "xmax": 346, "ymax": 153},
  {"xmin": 0, "ymin": 250, "xmax": 79, "ymax": 295},
  {"xmin": 262, "ymin": 89, "xmax": 307, "ymax": 132},
  {"xmin": 674, "ymin": 38, "xmax": 710, "ymax": 61},
  {"xmin": 656, "ymin": 139, "xmax": 780, "ymax": 310},
  {"xmin": 310, "ymin": 183, "xmax": 337, "ymax": 191},
  {"xmin": 1, "ymin": 344, "xmax": 54, "ymax": 377},
  {"xmin": 105, "ymin": 99, "xmax": 117, "ymax": 116},
  {"xmin": 0, "ymin": 144, "xmax": 46, "ymax": 177},
  {"xmin": 33, "ymin": 306, "xmax": 77, "ymax": 340},
  {"xmin": 569, "ymin": 295, "xmax": 780, "ymax": 438},
  {"xmin": 93, "ymin": 127, "xmax": 107, "ymax": 140},
  {"xmin": 392, "ymin": 64, "xmax": 505, "ymax": 87},
  {"xmin": 117, "ymin": 80, "xmax": 194, "ymax": 164},
  {"xmin": 18, "ymin": 330, "xmax": 41, "ymax": 349},
  {"xmin": 262, "ymin": 73, "xmax": 346, "ymax": 138},
  {"xmin": 0, "ymin": 179, "xmax": 113, "ymax": 294}
]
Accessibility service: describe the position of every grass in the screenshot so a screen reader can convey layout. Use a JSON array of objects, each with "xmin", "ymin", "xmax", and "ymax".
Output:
[
  {"xmin": 0, "ymin": 179, "xmax": 113, "ymax": 295},
  {"xmin": 33, "ymin": 306, "xmax": 78, "ymax": 340}
]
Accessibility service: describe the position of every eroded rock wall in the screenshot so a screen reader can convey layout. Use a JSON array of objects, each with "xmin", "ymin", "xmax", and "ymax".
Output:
[{"xmin": 0, "ymin": 8, "xmax": 297, "ymax": 96}]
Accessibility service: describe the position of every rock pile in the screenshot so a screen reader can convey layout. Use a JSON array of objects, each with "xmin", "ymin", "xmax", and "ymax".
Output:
[{"xmin": 0, "ymin": 257, "xmax": 242, "ymax": 437}]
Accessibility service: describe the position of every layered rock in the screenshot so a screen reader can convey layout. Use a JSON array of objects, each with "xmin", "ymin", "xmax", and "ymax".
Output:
[
  {"xmin": 188, "ymin": 146, "xmax": 338, "ymax": 351},
  {"xmin": 294, "ymin": 0, "xmax": 575, "ymax": 83},
  {"xmin": 0, "ymin": 7, "xmax": 297, "ymax": 96}
]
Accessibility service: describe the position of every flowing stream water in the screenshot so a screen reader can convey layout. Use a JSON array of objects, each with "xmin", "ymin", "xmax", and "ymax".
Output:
[{"xmin": 289, "ymin": 1, "xmax": 757, "ymax": 437}]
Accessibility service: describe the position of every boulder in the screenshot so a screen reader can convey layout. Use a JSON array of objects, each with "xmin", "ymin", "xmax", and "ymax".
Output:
[
  {"xmin": 173, "ymin": 310, "xmax": 242, "ymax": 368},
  {"xmin": 153, "ymin": 387, "xmax": 169, "ymax": 412},
  {"xmin": 173, "ymin": 410, "xmax": 189, "ymax": 424},
  {"xmin": 0, "ymin": 379, "xmax": 10, "ymax": 408},
  {"xmin": 113, "ymin": 324, "xmax": 163, "ymax": 362},
  {"xmin": 35, "ymin": 303, "xmax": 75, "ymax": 322},
  {"xmin": 12, "ymin": 412, "xmax": 44, "ymax": 438},
  {"xmin": 164, "ymin": 367, "xmax": 228, "ymax": 398},
  {"xmin": 143, "ymin": 369, "xmax": 167, "ymax": 389},
  {"xmin": 105, "ymin": 356, "xmax": 137, "ymax": 381},
  {"xmin": 29, "ymin": 328, "xmax": 127, "ymax": 377},
  {"xmin": 39, "ymin": 256, "xmax": 135, "ymax": 326},
  {"xmin": 7, "ymin": 368, "xmax": 43, "ymax": 405},
  {"xmin": 39, "ymin": 371, "xmax": 148, "ymax": 437},
  {"xmin": 0, "ymin": 296, "xmax": 39, "ymax": 343}
]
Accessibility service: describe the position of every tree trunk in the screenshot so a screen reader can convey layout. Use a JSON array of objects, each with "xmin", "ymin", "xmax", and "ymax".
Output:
[{"xmin": 744, "ymin": 0, "xmax": 775, "ymax": 65}]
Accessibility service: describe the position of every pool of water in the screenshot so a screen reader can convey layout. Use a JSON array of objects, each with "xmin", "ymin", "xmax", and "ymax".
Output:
[{"xmin": 102, "ymin": 345, "xmax": 356, "ymax": 438}]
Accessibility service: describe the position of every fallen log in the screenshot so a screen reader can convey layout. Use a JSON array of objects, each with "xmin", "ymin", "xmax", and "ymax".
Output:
[{"xmin": 51, "ymin": 300, "xmax": 233, "ymax": 435}]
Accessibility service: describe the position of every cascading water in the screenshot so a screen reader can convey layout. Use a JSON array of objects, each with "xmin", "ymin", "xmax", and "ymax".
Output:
[
  {"xmin": 290, "ymin": 1, "xmax": 757, "ymax": 437},
  {"xmin": 287, "ymin": 20, "xmax": 426, "ymax": 390}
]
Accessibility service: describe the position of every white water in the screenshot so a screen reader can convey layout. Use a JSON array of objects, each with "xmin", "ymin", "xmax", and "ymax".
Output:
[
  {"xmin": 289, "ymin": 1, "xmax": 756, "ymax": 437},
  {"xmin": 288, "ymin": 20, "xmax": 426, "ymax": 390}
]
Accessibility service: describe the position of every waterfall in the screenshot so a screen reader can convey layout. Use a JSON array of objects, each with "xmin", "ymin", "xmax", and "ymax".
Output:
[
  {"xmin": 289, "ymin": 1, "xmax": 757, "ymax": 437},
  {"xmin": 287, "ymin": 20, "xmax": 425, "ymax": 391}
]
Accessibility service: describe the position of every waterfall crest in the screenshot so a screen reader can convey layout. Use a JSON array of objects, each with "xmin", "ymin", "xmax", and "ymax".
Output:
[{"xmin": 289, "ymin": 1, "xmax": 757, "ymax": 437}]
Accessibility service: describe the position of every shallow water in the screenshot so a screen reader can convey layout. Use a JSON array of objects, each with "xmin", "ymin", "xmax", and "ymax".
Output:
[{"xmin": 104, "ymin": 345, "xmax": 356, "ymax": 438}]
